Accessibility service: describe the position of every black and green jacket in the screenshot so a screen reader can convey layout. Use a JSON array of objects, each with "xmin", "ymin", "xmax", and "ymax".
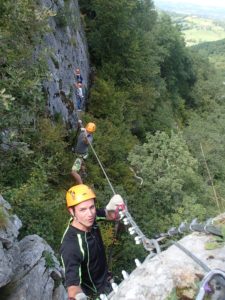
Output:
[{"xmin": 60, "ymin": 209, "xmax": 109, "ymax": 295}]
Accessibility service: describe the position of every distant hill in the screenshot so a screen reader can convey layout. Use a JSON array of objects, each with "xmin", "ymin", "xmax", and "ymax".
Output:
[
  {"xmin": 191, "ymin": 39, "xmax": 225, "ymax": 71},
  {"xmin": 170, "ymin": 13, "xmax": 225, "ymax": 46},
  {"xmin": 154, "ymin": 0, "xmax": 225, "ymax": 20}
]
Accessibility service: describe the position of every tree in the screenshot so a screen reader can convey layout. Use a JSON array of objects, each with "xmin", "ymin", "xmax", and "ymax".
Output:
[
  {"xmin": 154, "ymin": 14, "xmax": 196, "ymax": 106},
  {"xmin": 184, "ymin": 106, "xmax": 225, "ymax": 211},
  {"xmin": 128, "ymin": 131, "xmax": 213, "ymax": 233}
]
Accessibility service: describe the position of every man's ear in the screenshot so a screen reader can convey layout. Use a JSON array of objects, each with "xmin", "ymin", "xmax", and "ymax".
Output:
[{"xmin": 68, "ymin": 207, "xmax": 75, "ymax": 217}]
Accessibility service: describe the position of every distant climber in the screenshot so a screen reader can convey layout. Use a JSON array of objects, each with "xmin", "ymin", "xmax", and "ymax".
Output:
[
  {"xmin": 74, "ymin": 82, "xmax": 84, "ymax": 111},
  {"xmin": 74, "ymin": 68, "xmax": 83, "ymax": 83},
  {"xmin": 60, "ymin": 184, "xmax": 125, "ymax": 300},
  {"xmin": 71, "ymin": 122, "xmax": 96, "ymax": 184}
]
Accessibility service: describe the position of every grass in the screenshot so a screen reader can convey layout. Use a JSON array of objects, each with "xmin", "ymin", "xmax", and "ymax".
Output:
[{"xmin": 173, "ymin": 15, "xmax": 225, "ymax": 46}]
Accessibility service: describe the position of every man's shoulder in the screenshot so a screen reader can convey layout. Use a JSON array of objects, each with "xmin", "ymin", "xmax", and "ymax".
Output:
[
  {"xmin": 62, "ymin": 225, "xmax": 84, "ymax": 241},
  {"xmin": 61, "ymin": 226, "xmax": 85, "ymax": 251}
]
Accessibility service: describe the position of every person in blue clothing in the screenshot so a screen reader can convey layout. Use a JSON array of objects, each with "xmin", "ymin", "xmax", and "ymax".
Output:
[
  {"xmin": 74, "ymin": 68, "xmax": 83, "ymax": 83},
  {"xmin": 74, "ymin": 82, "xmax": 84, "ymax": 111},
  {"xmin": 60, "ymin": 184, "xmax": 125, "ymax": 300},
  {"xmin": 71, "ymin": 122, "xmax": 96, "ymax": 184}
]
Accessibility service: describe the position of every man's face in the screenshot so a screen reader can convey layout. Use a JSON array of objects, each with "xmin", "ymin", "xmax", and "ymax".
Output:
[{"xmin": 74, "ymin": 199, "xmax": 96, "ymax": 229}]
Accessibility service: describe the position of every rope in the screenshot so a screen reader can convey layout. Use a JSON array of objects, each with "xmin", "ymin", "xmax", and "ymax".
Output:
[
  {"xmin": 87, "ymin": 132, "xmax": 161, "ymax": 253},
  {"xmin": 79, "ymin": 123, "xmax": 160, "ymax": 254},
  {"xmin": 87, "ymin": 140, "xmax": 116, "ymax": 195}
]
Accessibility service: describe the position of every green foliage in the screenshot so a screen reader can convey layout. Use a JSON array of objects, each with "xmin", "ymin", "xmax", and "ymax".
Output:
[
  {"xmin": 55, "ymin": 7, "xmax": 68, "ymax": 27},
  {"xmin": 205, "ymin": 224, "xmax": 225, "ymax": 250},
  {"xmin": 184, "ymin": 105, "xmax": 225, "ymax": 211},
  {"xmin": 88, "ymin": 78, "xmax": 127, "ymax": 124},
  {"xmin": 0, "ymin": 206, "xmax": 7, "ymax": 228},
  {"xmin": 0, "ymin": 89, "xmax": 15, "ymax": 112},
  {"xmin": 85, "ymin": 117, "xmax": 137, "ymax": 192},
  {"xmin": 167, "ymin": 288, "xmax": 178, "ymax": 300},
  {"xmin": 80, "ymin": 0, "xmax": 158, "ymax": 87},
  {"xmin": 1, "ymin": 115, "xmax": 73, "ymax": 250},
  {"xmin": 155, "ymin": 14, "xmax": 196, "ymax": 104},
  {"xmin": 43, "ymin": 250, "xmax": 55, "ymax": 268},
  {"xmin": 128, "ymin": 131, "xmax": 212, "ymax": 233},
  {"xmin": 5, "ymin": 163, "xmax": 68, "ymax": 249}
]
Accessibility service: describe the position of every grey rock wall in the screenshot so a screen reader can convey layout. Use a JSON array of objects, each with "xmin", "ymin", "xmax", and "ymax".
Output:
[
  {"xmin": 0, "ymin": 196, "xmax": 67, "ymax": 300},
  {"xmin": 38, "ymin": 0, "xmax": 90, "ymax": 127}
]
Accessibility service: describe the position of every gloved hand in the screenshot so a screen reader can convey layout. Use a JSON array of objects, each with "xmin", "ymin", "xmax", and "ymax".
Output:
[
  {"xmin": 75, "ymin": 292, "xmax": 88, "ymax": 300},
  {"xmin": 106, "ymin": 194, "xmax": 125, "ymax": 211}
]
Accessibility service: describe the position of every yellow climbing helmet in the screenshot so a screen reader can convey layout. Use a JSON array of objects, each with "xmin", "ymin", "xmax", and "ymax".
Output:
[
  {"xmin": 85, "ymin": 122, "xmax": 96, "ymax": 133},
  {"xmin": 66, "ymin": 184, "xmax": 96, "ymax": 208}
]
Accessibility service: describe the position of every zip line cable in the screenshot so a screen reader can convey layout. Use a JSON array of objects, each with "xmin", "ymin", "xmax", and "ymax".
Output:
[
  {"xmin": 87, "ymin": 140, "xmax": 116, "ymax": 195},
  {"xmin": 78, "ymin": 122, "xmax": 161, "ymax": 253}
]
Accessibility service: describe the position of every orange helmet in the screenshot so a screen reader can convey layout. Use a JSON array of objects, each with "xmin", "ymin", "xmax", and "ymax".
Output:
[
  {"xmin": 85, "ymin": 122, "xmax": 96, "ymax": 133},
  {"xmin": 66, "ymin": 184, "xmax": 96, "ymax": 208}
]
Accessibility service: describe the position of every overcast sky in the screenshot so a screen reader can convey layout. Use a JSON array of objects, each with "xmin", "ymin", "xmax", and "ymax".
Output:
[{"xmin": 154, "ymin": 0, "xmax": 225, "ymax": 8}]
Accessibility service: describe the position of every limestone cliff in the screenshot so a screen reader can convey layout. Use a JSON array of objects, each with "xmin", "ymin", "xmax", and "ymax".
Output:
[
  {"xmin": 0, "ymin": 195, "xmax": 67, "ymax": 300},
  {"xmin": 37, "ymin": 0, "xmax": 89, "ymax": 127}
]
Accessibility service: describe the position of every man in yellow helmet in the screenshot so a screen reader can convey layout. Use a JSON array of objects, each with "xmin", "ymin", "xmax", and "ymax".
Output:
[
  {"xmin": 71, "ymin": 122, "xmax": 96, "ymax": 184},
  {"xmin": 60, "ymin": 184, "xmax": 125, "ymax": 300}
]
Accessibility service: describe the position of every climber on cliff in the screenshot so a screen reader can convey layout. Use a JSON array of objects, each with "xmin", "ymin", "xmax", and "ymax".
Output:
[
  {"xmin": 71, "ymin": 122, "xmax": 96, "ymax": 184},
  {"xmin": 74, "ymin": 82, "xmax": 84, "ymax": 111},
  {"xmin": 74, "ymin": 68, "xmax": 83, "ymax": 84},
  {"xmin": 60, "ymin": 184, "xmax": 126, "ymax": 300}
]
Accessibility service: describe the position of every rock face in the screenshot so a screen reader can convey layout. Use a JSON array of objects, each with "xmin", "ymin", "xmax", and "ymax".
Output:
[
  {"xmin": 0, "ymin": 195, "xmax": 67, "ymax": 300},
  {"xmin": 110, "ymin": 228, "xmax": 225, "ymax": 300},
  {"xmin": 38, "ymin": 0, "xmax": 90, "ymax": 127}
]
